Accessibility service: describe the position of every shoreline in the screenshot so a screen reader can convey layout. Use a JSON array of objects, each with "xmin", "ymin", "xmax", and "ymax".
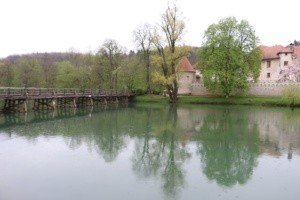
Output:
[{"xmin": 134, "ymin": 95, "xmax": 300, "ymax": 108}]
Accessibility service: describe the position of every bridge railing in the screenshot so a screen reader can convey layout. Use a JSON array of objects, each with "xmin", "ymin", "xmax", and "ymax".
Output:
[{"xmin": 0, "ymin": 87, "xmax": 133, "ymax": 99}]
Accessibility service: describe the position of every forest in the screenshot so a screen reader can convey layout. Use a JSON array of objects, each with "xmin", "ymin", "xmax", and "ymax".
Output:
[{"xmin": 0, "ymin": 42, "xmax": 198, "ymax": 93}]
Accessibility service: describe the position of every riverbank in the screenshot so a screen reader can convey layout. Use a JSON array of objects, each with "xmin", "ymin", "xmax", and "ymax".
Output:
[{"xmin": 134, "ymin": 95, "xmax": 300, "ymax": 107}]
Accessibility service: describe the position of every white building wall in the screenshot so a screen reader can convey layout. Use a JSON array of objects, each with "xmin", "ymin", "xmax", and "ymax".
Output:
[
  {"xmin": 177, "ymin": 72, "xmax": 195, "ymax": 95},
  {"xmin": 259, "ymin": 59, "xmax": 281, "ymax": 81},
  {"xmin": 258, "ymin": 53, "xmax": 293, "ymax": 82},
  {"xmin": 278, "ymin": 53, "xmax": 293, "ymax": 69}
]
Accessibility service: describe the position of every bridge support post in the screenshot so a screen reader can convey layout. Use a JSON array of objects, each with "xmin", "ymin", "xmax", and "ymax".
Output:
[
  {"xmin": 51, "ymin": 99, "xmax": 56, "ymax": 110},
  {"xmin": 33, "ymin": 99, "xmax": 57, "ymax": 110},
  {"xmin": 2, "ymin": 99, "xmax": 27, "ymax": 113},
  {"xmin": 101, "ymin": 98, "xmax": 107, "ymax": 105},
  {"xmin": 23, "ymin": 100, "xmax": 28, "ymax": 112},
  {"xmin": 124, "ymin": 96, "xmax": 129, "ymax": 104},
  {"xmin": 89, "ymin": 98, "xmax": 94, "ymax": 107},
  {"xmin": 119, "ymin": 96, "xmax": 128, "ymax": 104},
  {"xmin": 73, "ymin": 98, "xmax": 77, "ymax": 108}
]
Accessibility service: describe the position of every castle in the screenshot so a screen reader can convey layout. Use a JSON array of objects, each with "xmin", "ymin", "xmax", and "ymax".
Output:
[{"xmin": 177, "ymin": 45, "xmax": 300, "ymax": 96}]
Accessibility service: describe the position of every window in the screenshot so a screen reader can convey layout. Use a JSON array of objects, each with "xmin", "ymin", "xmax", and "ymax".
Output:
[
  {"xmin": 267, "ymin": 73, "xmax": 271, "ymax": 78},
  {"xmin": 187, "ymin": 75, "xmax": 189, "ymax": 80},
  {"xmin": 267, "ymin": 60, "xmax": 271, "ymax": 68},
  {"xmin": 285, "ymin": 53, "xmax": 288, "ymax": 56},
  {"xmin": 284, "ymin": 61, "xmax": 288, "ymax": 66}
]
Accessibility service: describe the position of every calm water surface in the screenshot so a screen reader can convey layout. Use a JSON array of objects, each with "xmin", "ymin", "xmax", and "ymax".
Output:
[{"xmin": 0, "ymin": 104, "xmax": 300, "ymax": 200}]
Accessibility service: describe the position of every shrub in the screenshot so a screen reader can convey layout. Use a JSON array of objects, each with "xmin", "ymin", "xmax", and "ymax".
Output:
[
  {"xmin": 133, "ymin": 89, "xmax": 147, "ymax": 96},
  {"xmin": 283, "ymin": 85, "xmax": 300, "ymax": 107}
]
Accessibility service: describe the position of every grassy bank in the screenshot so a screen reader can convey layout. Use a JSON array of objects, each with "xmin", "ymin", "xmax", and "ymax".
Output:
[{"xmin": 134, "ymin": 95, "xmax": 300, "ymax": 107}]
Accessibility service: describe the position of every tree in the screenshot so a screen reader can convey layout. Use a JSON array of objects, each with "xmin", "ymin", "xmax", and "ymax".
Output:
[
  {"xmin": 15, "ymin": 57, "xmax": 44, "ymax": 87},
  {"xmin": 151, "ymin": 4, "xmax": 188, "ymax": 103},
  {"xmin": 40, "ymin": 53, "xmax": 57, "ymax": 88},
  {"xmin": 119, "ymin": 53, "xmax": 146, "ymax": 91},
  {"xmin": 278, "ymin": 58, "xmax": 300, "ymax": 83},
  {"xmin": 133, "ymin": 24, "xmax": 153, "ymax": 93},
  {"xmin": 97, "ymin": 39, "xmax": 124, "ymax": 90},
  {"xmin": 199, "ymin": 17, "xmax": 261, "ymax": 97},
  {"xmin": 0, "ymin": 60, "xmax": 14, "ymax": 87},
  {"xmin": 55, "ymin": 61, "xmax": 79, "ymax": 88},
  {"xmin": 291, "ymin": 40, "xmax": 300, "ymax": 46}
]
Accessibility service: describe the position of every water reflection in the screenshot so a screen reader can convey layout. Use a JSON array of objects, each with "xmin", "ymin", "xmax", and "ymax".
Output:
[
  {"xmin": 1, "ymin": 104, "xmax": 300, "ymax": 199},
  {"xmin": 132, "ymin": 106, "xmax": 190, "ymax": 198},
  {"xmin": 194, "ymin": 109, "xmax": 260, "ymax": 187}
]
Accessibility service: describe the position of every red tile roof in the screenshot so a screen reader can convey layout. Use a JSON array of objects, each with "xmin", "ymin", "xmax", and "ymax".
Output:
[
  {"xmin": 260, "ymin": 45, "xmax": 293, "ymax": 60},
  {"xmin": 178, "ymin": 56, "xmax": 195, "ymax": 72}
]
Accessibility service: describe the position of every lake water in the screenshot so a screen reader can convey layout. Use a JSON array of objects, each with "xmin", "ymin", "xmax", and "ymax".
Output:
[{"xmin": 0, "ymin": 104, "xmax": 300, "ymax": 200}]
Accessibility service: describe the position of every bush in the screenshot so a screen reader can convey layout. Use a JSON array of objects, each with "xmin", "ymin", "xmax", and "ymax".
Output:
[
  {"xmin": 283, "ymin": 85, "xmax": 300, "ymax": 107},
  {"xmin": 132, "ymin": 89, "xmax": 147, "ymax": 96}
]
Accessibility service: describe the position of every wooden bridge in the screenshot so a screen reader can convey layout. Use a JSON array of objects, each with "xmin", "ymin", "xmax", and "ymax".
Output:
[{"xmin": 0, "ymin": 87, "xmax": 135, "ymax": 113}]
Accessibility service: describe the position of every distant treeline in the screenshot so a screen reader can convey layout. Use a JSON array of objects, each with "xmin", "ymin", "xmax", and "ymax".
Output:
[{"xmin": 0, "ymin": 46, "xmax": 199, "ymax": 93}]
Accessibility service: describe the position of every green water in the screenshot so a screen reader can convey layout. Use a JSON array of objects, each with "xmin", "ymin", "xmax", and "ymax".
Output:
[{"xmin": 0, "ymin": 104, "xmax": 300, "ymax": 200}]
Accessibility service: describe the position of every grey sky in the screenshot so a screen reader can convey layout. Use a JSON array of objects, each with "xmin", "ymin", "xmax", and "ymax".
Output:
[{"xmin": 0, "ymin": 0, "xmax": 299, "ymax": 58}]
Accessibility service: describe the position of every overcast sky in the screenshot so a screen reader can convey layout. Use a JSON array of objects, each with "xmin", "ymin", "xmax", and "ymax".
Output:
[{"xmin": 0, "ymin": 0, "xmax": 299, "ymax": 58}]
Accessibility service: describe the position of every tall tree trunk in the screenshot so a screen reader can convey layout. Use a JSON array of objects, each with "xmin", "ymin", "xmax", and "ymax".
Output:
[
  {"xmin": 145, "ymin": 53, "xmax": 151, "ymax": 94},
  {"xmin": 146, "ymin": 62, "xmax": 151, "ymax": 93},
  {"xmin": 168, "ymin": 85, "xmax": 178, "ymax": 103}
]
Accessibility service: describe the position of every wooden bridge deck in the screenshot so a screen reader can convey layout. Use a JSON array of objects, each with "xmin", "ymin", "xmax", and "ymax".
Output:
[
  {"xmin": 0, "ymin": 87, "xmax": 135, "ymax": 112},
  {"xmin": 0, "ymin": 88, "xmax": 133, "ymax": 100}
]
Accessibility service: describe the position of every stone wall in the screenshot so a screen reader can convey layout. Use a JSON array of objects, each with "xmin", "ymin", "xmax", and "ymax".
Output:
[
  {"xmin": 177, "ymin": 72, "xmax": 196, "ymax": 95},
  {"xmin": 248, "ymin": 82, "xmax": 300, "ymax": 96},
  {"xmin": 190, "ymin": 81, "xmax": 300, "ymax": 97},
  {"xmin": 190, "ymin": 83, "xmax": 214, "ymax": 96}
]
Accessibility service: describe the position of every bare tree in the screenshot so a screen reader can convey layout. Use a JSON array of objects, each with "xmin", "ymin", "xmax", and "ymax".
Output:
[
  {"xmin": 133, "ymin": 24, "xmax": 152, "ymax": 93},
  {"xmin": 151, "ymin": 4, "xmax": 187, "ymax": 103}
]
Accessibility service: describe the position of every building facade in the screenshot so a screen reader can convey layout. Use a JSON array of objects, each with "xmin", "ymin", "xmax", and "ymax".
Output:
[
  {"xmin": 177, "ymin": 45, "xmax": 300, "ymax": 95},
  {"xmin": 259, "ymin": 45, "xmax": 295, "ymax": 81},
  {"xmin": 177, "ymin": 56, "xmax": 200, "ymax": 95}
]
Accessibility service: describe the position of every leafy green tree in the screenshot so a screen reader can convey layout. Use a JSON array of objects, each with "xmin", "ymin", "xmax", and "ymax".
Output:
[
  {"xmin": 97, "ymin": 39, "xmax": 124, "ymax": 90},
  {"xmin": 0, "ymin": 60, "xmax": 15, "ymax": 87},
  {"xmin": 15, "ymin": 57, "xmax": 44, "ymax": 87},
  {"xmin": 55, "ymin": 61, "xmax": 79, "ymax": 88},
  {"xmin": 199, "ymin": 17, "xmax": 261, "ymax": 97},
  {"xmin": 119, "ymin": 53, "xmax": 146, "ymax": 91},
  {"xmin": 40, "ymin": 53, "xmax": 57, "ymax": 88}
]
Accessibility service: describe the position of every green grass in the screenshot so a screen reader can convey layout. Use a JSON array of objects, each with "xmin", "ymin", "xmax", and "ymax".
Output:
[{"xmin": 134, "ymin": 95, "xmax": 300, "ymax": 107}]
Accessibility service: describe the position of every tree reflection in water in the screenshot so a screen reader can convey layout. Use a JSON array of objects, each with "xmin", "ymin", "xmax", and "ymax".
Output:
[
  {"xmin": 195, "ymin": 108, "xmax": 260, "ymax": 187},
  {"xmin": 91, "ymin": 111, "xmax": 127, "ymax": 162},
  {"xmin": 0, "ymin": 105, "xmax": 266, "ymax": 197},
  {"xmin": 132, "ymin": 106, "xmax": 190, "ymax": 199}
]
